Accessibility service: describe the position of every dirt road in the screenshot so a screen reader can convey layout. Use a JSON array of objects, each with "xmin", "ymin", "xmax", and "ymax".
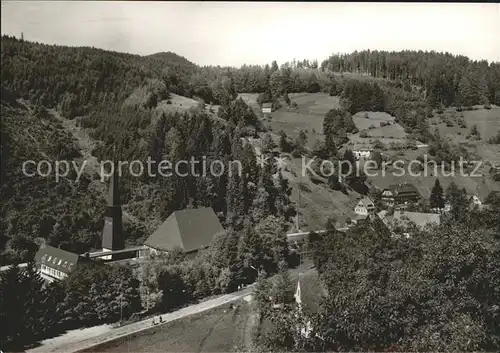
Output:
[{"xmin": 27, "ymin": 286, "xmax": 254, "ymax": 353}]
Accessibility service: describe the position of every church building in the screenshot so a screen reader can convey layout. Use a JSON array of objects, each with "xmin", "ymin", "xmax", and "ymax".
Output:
[{"xmin": 100, "ymin": 161, "xmax": 126, "ymax": 260}]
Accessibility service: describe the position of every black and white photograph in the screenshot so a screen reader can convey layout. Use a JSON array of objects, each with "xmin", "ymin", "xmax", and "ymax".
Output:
[{"xmin": 1, "ymin": 1, "xmax": 499, "ymax": 352}]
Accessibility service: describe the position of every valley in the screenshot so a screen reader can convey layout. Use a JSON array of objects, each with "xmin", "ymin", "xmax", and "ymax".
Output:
[{"xmin": 1, "ymin": 3, "xmax": 500, "ymax": 351}]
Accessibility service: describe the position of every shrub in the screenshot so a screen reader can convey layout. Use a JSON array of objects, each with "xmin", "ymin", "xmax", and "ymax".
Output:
[
  {"xmin": 488, "ymin": 130, "xmax": 500, "ymax": 144},
  {"xmin": 373, "ymin": 139, "xmax": 386, "ymax": 150},
  {"xmin": 360, "ymin": 131, "xmax": 368, "ymax": 138},
  {"xmin": 272, "ymin": 99, "xmax": 282, "ymax": 111},
  {"xmin": 406, "ymin": 140, "xmax": 417, "ymax": 150}
]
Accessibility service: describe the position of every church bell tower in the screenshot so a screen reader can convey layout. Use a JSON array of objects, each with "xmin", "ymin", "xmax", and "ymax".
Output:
[{"xmin": 101, "ymin": 159, "xmax": 125, "ymax": 259}]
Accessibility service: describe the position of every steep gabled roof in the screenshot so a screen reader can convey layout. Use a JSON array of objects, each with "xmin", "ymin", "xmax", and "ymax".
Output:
[
  {"xmin": 35, "ymin": 245, "xmax": 80, "ymax": 274},
  {"xmin": 144, "ymin": 207, "xmax": 224, "ymax": 253},
  {"xmin": 358, "ymin": 197, "xmax": 375, "ymax": 208},
  {"xmin": 296, "ymin": 271, "xmax": 327, "ymax": 314}
]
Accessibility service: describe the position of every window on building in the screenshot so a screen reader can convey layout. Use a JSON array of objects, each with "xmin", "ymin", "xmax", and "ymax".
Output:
[
  {"xmin": 58, "ymin": 259, "xmax": 62, "ymax": 266},
  {"xmin": 47, "ymin": 256, "xmax": 52, "ymax": 262}
]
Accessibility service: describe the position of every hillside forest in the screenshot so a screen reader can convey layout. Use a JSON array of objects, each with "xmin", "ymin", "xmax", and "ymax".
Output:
[{"xmin": 2, "ymin": 35, "xmax": 500, "ymax": 264}]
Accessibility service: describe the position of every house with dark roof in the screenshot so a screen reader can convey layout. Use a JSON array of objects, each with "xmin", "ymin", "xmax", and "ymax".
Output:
[
  {"xmin": 34, "ymin": 245, "xmax": 91, "ymax": 283},
  {"xmin": 144, "ymin": 207, "xmax": 225, "ymax": 254},
  {"xmin": 378, "ymin": 210, "xmax": 440, "ymax": 236},
  {"xmin": 381, "ymin": 183, "xmax": 420, "ymax": 208}
]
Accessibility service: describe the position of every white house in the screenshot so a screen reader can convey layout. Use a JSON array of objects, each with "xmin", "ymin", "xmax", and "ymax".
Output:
[
  {"xmin": 352, "ymin": 145, "xmax": 373, "ymax": 160},
  {"xmin": 469, "ymin": 195, "xmax": 483, "ymax": 208},
  {"xmin": 431, "ymin": 200, "xmax": 452, "ymax": 214},
  {"xmin": 35, "ymin": 245, "xmax": 81, "ymax": 283},
  {"xmin": 261, "ymin": 103, "xmax": 272, "ymax": 116},
  {"xmin": 354, "ymin": 197, "xmax": 376, "ymax": 216}
]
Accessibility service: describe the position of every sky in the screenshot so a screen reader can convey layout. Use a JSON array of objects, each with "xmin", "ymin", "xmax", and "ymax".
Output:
[{"xmin": 1, "ymin": 2, "xmax": 499, "ymax": 66}]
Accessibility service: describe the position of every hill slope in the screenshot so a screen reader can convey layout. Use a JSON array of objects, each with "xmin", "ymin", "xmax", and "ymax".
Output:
[{"xmin": 0, "ymin": 90, "xmax": 107, "ymax": 264}]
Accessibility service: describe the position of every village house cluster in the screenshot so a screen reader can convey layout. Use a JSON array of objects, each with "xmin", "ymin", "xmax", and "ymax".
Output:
[
  {"xmin": 31, "ymin": 148, "xmax": 489, "ymax": 283},
  {"xmin": 351, "ymin": 180, "xmax": 486, "ymax": 237}
]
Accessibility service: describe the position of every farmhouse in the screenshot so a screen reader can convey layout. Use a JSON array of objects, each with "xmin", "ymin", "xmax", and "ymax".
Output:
[
  {"xmin": 261, "ymin": 102, "xmax": 272, "ymax": 118},
  {"xmin": 381, "ymin": 183, "xmax": 420, "ymax": 208},
  {"xmin": 378, "ymin": 210, "xmax": 441, "ymax": 232},
  {"xmin": 354, "ymin": 197, "xmax": 376, "ymax": 216},
  {"xmin": 34, "ymin": 245, "xmax": 94, "ymax": 283},
  {"xmin": 351, "ymin": 145, "xmax": 373, "ymax": 160},
  {"xmin": 144, "ymin": 207, "xmax": 225, "ymax": 255},
  {"xmin": 431, "ymin": 201, "xmax": 452, "ymax": 213}
]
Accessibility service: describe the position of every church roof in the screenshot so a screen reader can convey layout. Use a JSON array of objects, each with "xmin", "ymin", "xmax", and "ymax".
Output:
[{"xmin": 144, "ymin": 207, "xmax": 224, "ymax": 253}]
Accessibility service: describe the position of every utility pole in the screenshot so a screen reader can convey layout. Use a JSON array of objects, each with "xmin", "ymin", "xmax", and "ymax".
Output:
[
  {"xmin": 298, "ymin": 241, "xmax": 302, "ymax": 269},
  {"xmin": 295, "ymin": 186, "xmax": 301, "ymax": 232},
  {"xmin": 119, "ymin": 283, "xmax": 124, "ymax": 324},
  {"xmin": 120, "ymin": 294, "xmax": 123, "ymax": 323}
]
